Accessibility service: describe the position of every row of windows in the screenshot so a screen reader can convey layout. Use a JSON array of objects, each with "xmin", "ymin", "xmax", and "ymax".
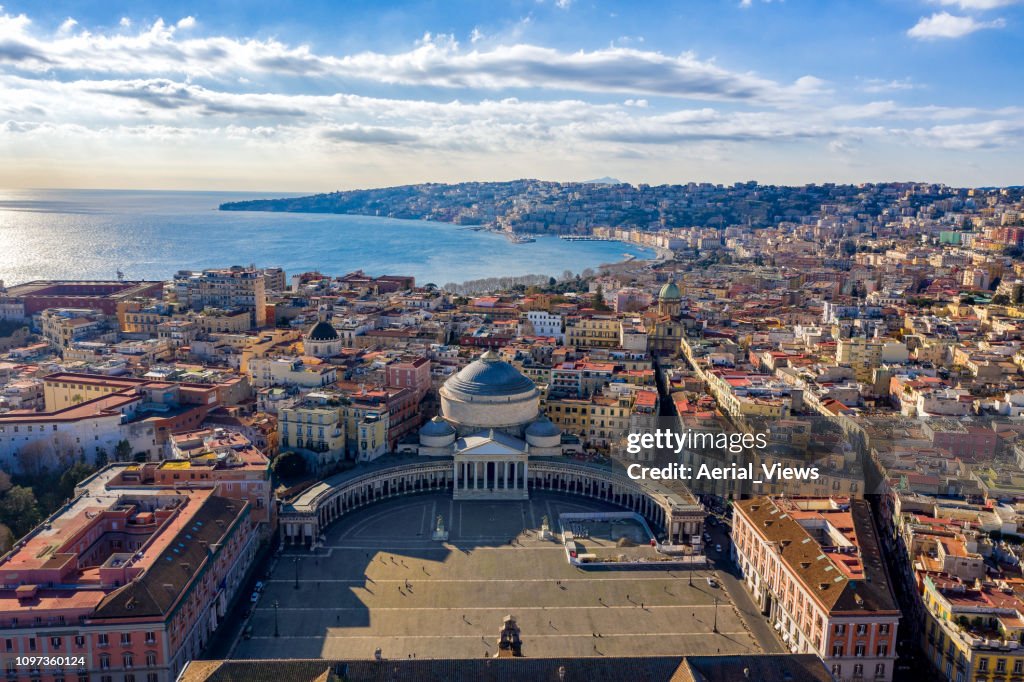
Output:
[
  {"xmin": 830, "ymin": 643, "xmax": 888, "ymax": 658},
  {"xmin": 829, "ymin": 663, "xmax": 885, "ymax": 679}
]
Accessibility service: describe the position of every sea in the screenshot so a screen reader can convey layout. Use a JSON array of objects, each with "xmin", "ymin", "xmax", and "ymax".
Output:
[{"xmin": 0, "ymin": 189, "xmax": 653, "ymax": 288}]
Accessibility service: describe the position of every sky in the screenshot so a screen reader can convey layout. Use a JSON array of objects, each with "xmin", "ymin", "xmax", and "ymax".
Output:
[{"xmin": 0, "ymin": 0, "xmax": 1022, "ymax": 191}]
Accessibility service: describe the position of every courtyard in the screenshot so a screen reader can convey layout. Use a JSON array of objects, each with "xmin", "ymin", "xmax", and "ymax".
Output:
[{"xmin": 230, "ymin": 492, "xmax": 762, "ymax": 660}]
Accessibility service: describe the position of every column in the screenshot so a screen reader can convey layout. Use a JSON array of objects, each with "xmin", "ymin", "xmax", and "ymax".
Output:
[
  {"xmin": 473, "ymin": 461, "xmax": 478, "ymax": 489},
  {"xmin": 454, "ymin": 461, "xmax": 460, "ymax": 490},
  {"xmin": 503, "ymin": 461, "xmax": 509, "ymax": 489},
  {"xmin": 523, "ymin": 461, "xmax": 529, "ymax": 491}
]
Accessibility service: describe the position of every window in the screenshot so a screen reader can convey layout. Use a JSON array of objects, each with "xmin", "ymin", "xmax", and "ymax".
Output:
[
  {"xmin": 1015, "ymin": 660, "xmax": 1024, "ymax": 675},
  {"xmin": 978, "ymin": 659, "xmax": 989, "ymax": 672},
  {"xmin": 50, "ymin": 637, "xmax": 61, "ymax": 648},
  {"xmin": 145, "ymin": 652, "xmax": 157, "ymax": 667},
  {"xmin": 877, "ymin": 643, "xmax": 888, "ymax": 657},
  {"xmin": 997, "ymin": 659, "xmax": 1007, "ymax": 673},
  {"xmin": 121, "ymin": 633, "xmax": 131, "ymax": 646},
  {"xmin": 145, "ymin": 632, "xmax": 156, "ymax": 644},
  {"xmin": 853, "ymin": 663, "xmax": 863, "ymax": 678},
  {"xmin": 98, "ymin": 634, "xmax": 109, "ymax": 647},
  {"xmin": 874, "ymin": 664, "xmax": 885, "ymax": 679},
  {"xmin": 124, "ymin": 653, "xmax": 134, "ymax": 668},
  {"xmin": 832, "ymin": 644, "xmax": 844, "ymax": 657},
  {"xmin": 855, "ymin": 644, "xmax": 865, "ymax": 657},
  {"xmin": 879, "ymin": 623, "xmax": 890, "ymax": 635},
  {"xmin": 74, "ymin": 636, "xmax": 84, "ymax": 648},
  {"xmin": 3, "ymin": 639, "xmax": 10, "ymax": 652},
  {"xmin": 27, "ymin": 638, "xmax": 35, "ymax": 652},
  {"xmin": 99, "ymin": 654, "xmax": 110, "ymax": 670},
  {"xmin": 856, "ymin": 624, "xmax": 867, "ymax": 635},
  {"xmin": 835, "ymin": 624, "xmax": 846, "ymax": 635}
]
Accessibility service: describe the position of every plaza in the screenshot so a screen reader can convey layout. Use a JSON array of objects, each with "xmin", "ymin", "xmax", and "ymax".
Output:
[{"xmin": 232, "ymin": 492, "xmax": 761, "ymax": 661}]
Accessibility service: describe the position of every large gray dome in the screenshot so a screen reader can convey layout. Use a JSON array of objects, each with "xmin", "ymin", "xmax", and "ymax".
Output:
[{"xmin": 445, "ymin": 351, "xmax": 537, "ymax": 398}]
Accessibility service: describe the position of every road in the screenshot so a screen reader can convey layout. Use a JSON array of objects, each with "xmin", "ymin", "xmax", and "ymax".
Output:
[{"xmin": 703, "ymin": 514, "xmax": 785, "ymax": 655}]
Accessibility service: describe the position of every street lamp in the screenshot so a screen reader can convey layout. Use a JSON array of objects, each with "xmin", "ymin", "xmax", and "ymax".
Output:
[
  {"xmin": 294, "ymin": 556, "xmax": 300, "ymax": 590},
  {"xmin": 273, "ymin": 600, "xmax": 280, "ymax": 637},
  {"xmin": 713, "ymin": 596, "xmax": 719, "ymax": 634}
]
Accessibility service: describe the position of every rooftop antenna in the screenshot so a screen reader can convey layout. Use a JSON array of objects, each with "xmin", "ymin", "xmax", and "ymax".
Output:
[{"xmin": 116, "ymin": 269, "xmax": 125, "ymax": 282}]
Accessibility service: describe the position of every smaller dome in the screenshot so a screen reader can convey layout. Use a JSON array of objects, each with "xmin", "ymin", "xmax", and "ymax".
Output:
[
  {"xmin": 307, "ymin": 320, "xmax": 338, "ymax": 341},
  {"xmin": 525, "ymin": 416, "xmax": 561, "ymax": 438},
  {"xmin": 420, "ymin": 416, "xmax": 456, "ymax": 437},
  {"xmin": 659, "ymin": 280, "xmax": 681, "ymax": 301}
]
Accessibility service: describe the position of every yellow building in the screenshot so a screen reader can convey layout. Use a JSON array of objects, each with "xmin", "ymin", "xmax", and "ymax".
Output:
[
  {"xmin": 543, "ymin": 392, "xmax": 632, "ymax": 446},
  {"xmin": 921, "ymin": 574, "xmax": 1024, "ymax": 681},
  {"xmin": 279, "ymin": 399, "xmax": 346, "ymax": 471},
  {"xmin": 565, "ymin": 315, "xmax": 620, "ymax": 349}
]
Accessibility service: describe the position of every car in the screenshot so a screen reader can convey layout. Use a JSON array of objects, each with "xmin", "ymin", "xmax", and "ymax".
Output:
[
  {"xmin": 255, "ymin": 581, "xmax": 265, "ymax": 592},
  {"xmin": 706, "ymin": 577, "xmax": 718, "ymax": 588},
  {"xmin": 715, "ymin": 544, "xmax": 722, "ymax": 553},
  {"xmin": 243, "ymin": 625, "xmax": 253, "ymax": 640},
  {"xmin": 250, "ymin": 591, "xmax": 260, "ymax": 603},
  {"xmin": 702, "ymin": 533, "xmax": 710, "ymax": 541}
]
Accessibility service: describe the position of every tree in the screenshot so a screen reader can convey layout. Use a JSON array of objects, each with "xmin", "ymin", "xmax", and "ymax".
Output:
[
  {"xmin": 114, "ymin": 439, "xmax": 132, "ymax": 462},
  {"xmin": 272, "ymin": 451, "xmax": 307, "ymax": 480},
  {"xmin": 992, "ymin": 294, "xmax": 1011, "ymax": 306},
  {"xmin": 58, "ymin": 462, "xmax": 97, "ymax": 501},
  {"xmin": 592, "ymin": 285, "xmax": 611, "ymax": 312},
  {"xmin": 0, "ymin": 486, "xmax": 41, "ymax": 539},
  {"xmin": 0, "ymin": 470, "xmax": 11, "ymax": 496},
  {"xmin": 0, "ymin": 524, "xmax": 13, "ymax": 554}
]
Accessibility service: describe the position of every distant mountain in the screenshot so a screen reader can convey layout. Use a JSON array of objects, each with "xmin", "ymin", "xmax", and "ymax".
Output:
[{"xmin": 581, "ymin": 177, "xmax": 625, "ymax": 185}]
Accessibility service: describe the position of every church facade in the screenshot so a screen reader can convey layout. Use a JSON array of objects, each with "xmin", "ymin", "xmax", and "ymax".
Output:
[{"xmin": 417, "ymin": 350, "xmax": 565, "ymax": 499}]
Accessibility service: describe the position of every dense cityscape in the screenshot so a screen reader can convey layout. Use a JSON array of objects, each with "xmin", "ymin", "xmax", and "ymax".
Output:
[{"xmin": 0, "ymin": 180, "xmax": 1022, "ymax": 680}]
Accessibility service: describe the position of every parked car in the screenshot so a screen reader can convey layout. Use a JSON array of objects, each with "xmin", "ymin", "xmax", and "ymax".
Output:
[
  {"xmin": 706, "ymin": 577, "xmax": 718, "ymax": 588},
  {"xmin": 715, "ymin": 544, "xmax": 722, "ymax": 553},
  {"xmin": 255, "ymin": 581, "xmax": 265, "ymax": 592},
  {"xmin": 250, "ymin": 591, "xmax": 260, "ymax": 604},
  {"xmin": 243, "ymin": 625, "xmax": 253, "ymax": 640}
]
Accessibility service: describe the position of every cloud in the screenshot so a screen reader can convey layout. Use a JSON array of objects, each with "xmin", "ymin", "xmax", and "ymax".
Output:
[
  {"xmin": 58, "ymin": 18, "xmax": 77, "ymax": 35},
  {"xmin": 320, "ymin": 124, "xmax": 423, "ymax": 146},
  {"xmin": 0, "ymin": 15, "xmax": 823, "ymax": 104},
  {"xmin": 932, "ymin": 0, "xmax": 1020, "ymax": 9},
  {"xmin": 0, "ymin": 7, "xmax": 1021, "ymax": 189},
  {"xmin": 860, "ymin": 77, "xmax": 921, "ymax": 93},
  {"xmin": 907, "ymin": 12, "xmax": 1005, "ymax": 39}
]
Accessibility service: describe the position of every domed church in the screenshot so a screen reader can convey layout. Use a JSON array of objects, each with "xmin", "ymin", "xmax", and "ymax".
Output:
[
  {"xmin": 418, "ymin": 351, "xmax": 563, "ymax": 499},
  {"xmin": 304, "ymin": 307, "xmax": 342, "ymax": 358}
]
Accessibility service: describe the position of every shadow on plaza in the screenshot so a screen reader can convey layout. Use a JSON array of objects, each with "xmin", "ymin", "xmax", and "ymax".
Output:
[{"xmin": 237, "ymin": 491, "xmax": 658, "ymax": 658}]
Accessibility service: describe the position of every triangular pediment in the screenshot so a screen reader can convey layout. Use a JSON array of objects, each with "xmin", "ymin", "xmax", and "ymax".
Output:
[{"xmin": 455, "ymin": 430, "xmax": 528, "ymax": 456}]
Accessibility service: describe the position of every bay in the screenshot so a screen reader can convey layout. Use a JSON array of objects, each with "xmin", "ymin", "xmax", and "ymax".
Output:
[{"xmin": 0, "ymin": 189, "xmax": 652, "ymax": 287}]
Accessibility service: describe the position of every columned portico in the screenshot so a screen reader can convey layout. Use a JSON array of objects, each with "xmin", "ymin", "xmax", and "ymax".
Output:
[{"xmin": 451, "ymin": 431, "xmax": 530, "ymax": 500}]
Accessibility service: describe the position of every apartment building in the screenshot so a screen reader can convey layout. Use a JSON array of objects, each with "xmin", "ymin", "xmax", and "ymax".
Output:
[
  {"xmin": 171, "ymin": 268, "xmax": 267, "ymax": 328},
  {"xmin": 733, "ymin": 497, "xmax": 900, "ymax": 682},
  {"xmin": 0, "ymin": 468, "xmax": 259, "ymax": 682}
]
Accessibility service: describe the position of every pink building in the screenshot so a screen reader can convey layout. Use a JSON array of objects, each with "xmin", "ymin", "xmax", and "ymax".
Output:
[
  {"xmin": 0, "ymin": 466, "xmax": 261, "ymax": 682},
  {"xmin": 385, "ymin": 356, "xmax": 431, "ymax": 403},
  {"xmin": 732, "ymin": 497, "xmax": 900, "ymax": 682}
]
